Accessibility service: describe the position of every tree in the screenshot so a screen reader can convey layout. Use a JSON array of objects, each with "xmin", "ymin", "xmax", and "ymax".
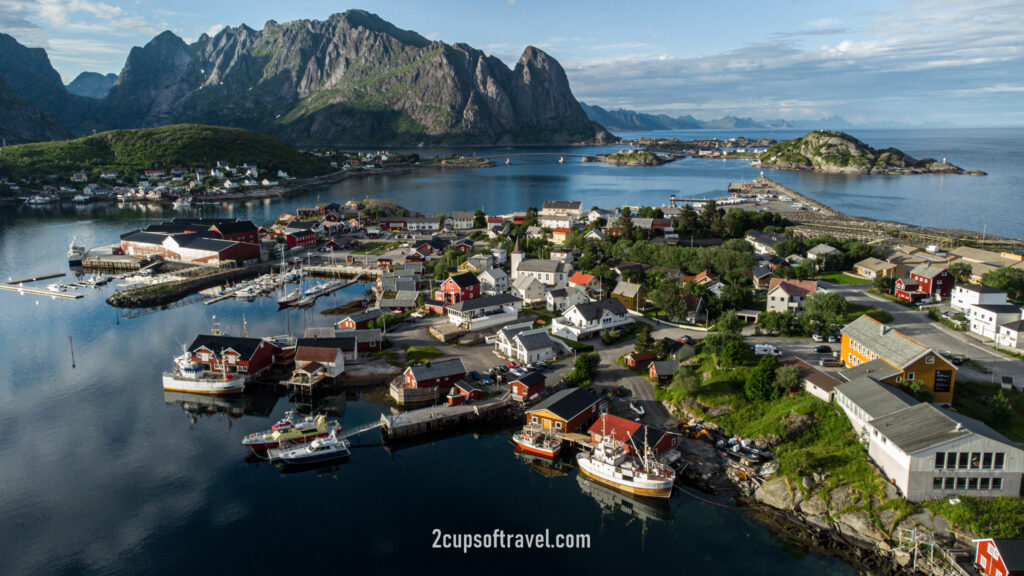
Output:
[
  {"xmin": 774, "ymin": 366, "xmax": 803, "ymax": 396},
  {"xmin": 873, "ymin": 274, "xmax": 895, "ymax": 294},
  {"xmin": 650, "ymin": 283, "xmax": 688, "ymax": 322},
  {"xmin": 634, "ymin": 324, "xmax": 654, "ymax": 354},
  {"xmin": 473, "ymin": 209, "xmax": 487, "ymax": 229},
  {"xmin": 802, "ymin": 292, "xmax": 848, "ymax": 335},
  {"xmin": 568, "ymin": 352, "xmax": 601, "ymax": 387},
  {"xmin": 991, "ymin": 389, "xmax": 1014, "ymax": 420},
  {"xmin": 716, "ymin": 309, "xmax": 743, "ymax": 335},
  {"xmin": 982, "ymin": 268, "xmax": 1024, "ymax": 301},
  {"xmin": 947, "ymin": 262, "xmax": 973, "ymax": 284},
  {"xmin": 652, "ymin": 338, "xmax": 669, "ymax": 360},
  {"xmin": 745, "ymin": 356, "xmax": 779, "ymax": 402},
  {"xmin": 672, "ymin": 367, "xmax": 701, "ymax": 396},
  {"xmin": 719, "ymin": 283, "xmax": 752, "ymax": 311},
  {"xmin": 772, "ymin": 238, "xmax": 804, "ymax": 258},
  {"xmin": 616, "ymin": 207, "xmax": 634, "ymax": 238},
  {"xmin": 758, "ymin": 311, "xmax": 786, "ymax": 335},
  {"xmin": 904, "ymin": 379, "xmax": 934, "ymax": 403}
]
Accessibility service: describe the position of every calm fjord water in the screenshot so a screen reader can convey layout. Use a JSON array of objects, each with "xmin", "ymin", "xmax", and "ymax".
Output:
[{"xmin": 0, "ymin": 127, "xmax": 1018, "ymax": 575}]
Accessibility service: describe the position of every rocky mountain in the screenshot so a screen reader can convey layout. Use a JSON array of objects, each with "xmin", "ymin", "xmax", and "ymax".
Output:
[
  {"xmin": 758, "ymin": 131, "xmax": 975, "ymax": 175},
  {"xmin": 0, "ymin": 14, "xmax": 612, "ymax": 146},
  {"xmin": 98, "ymin": 11, "xmax": 612, "ymax": 145},
  {"xmin": 581, "ymin": 103, "xmax": 857, "ymax": 132},
  {"xmin": 0, "ymin": 75, "xmax": 71, "ymax": 143},
  {"xmin": 66, "ymin": 72, "xmax": 118, "ymax": 99}
]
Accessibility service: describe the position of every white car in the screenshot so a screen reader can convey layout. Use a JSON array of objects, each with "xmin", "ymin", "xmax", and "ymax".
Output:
[{"xmin": 812, "ymin": 333, "xmax": 824, "ymax": 342}]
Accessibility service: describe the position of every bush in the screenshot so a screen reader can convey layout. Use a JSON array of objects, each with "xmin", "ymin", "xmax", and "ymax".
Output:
[
  {"xmin": 568, "ymin": 352, "xmax": 601, "ymax": 387},
  {"xmin": 904, "ymin": 379, "xmax": 934, "ymax": 403},
  {"xmin": 744, "ymin": 356, "xmax": 779, "ymax": 402},
  {"xmin": 774, "ymin": 366, "xmax": 803, "ymax": 396}
]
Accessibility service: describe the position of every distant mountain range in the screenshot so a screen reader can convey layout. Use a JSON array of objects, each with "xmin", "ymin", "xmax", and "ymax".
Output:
[
  {"xmin": 581, "ymin": 103, "xmax": 855, "ymax": 132},
  {"xmin": 0, "ymin": 11, "xmax": 612, "ymax": 146}
]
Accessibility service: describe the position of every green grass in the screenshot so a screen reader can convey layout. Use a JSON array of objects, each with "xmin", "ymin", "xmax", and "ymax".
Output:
[
  {"xmin": 844, "ymin": 302, "xmax": 894, "ymax": 324},
  {"xmin": 404, "ymin": 346, "xmax": 442, "ymax": 366},
  {"xmin": 551, "ymin": 334, "xmax": 595, "ymax": 353},
  {"xmin": 819, "ymin": 272, "xmax": 870, "ymax": 285},
  {"xmin": 995, "ymin": 347, "xmax": 1024, "ymax": 362},
  {"xmin": 367, "ymin": 350, "xmax": 403, "ymax": 367},
  {"xmin": 952, "ymin": 380, "xmax": 1024, "ymax": 442},
  {"xmin": 922, "ymin": 497, "xmax": 1024, "ymax": 537}
]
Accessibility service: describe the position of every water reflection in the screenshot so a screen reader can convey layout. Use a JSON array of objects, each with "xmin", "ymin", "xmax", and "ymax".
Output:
[{"xmin": 576, "ymin": 474, "xmax": 675, "ymax": 525}]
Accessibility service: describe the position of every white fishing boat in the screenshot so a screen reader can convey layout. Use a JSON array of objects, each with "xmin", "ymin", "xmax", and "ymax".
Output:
[
  {"xmin": 161, "ymin": 347, "xmax": 245, "ymax": 395},
  {"xmin": 576, "ymin": 426, "xmax": 675, "ymax": 499},
  {"xmin": 266, "ymin": 430, "xmax": 351, "ymax": 465},
  {"xmin": 277, "ymin": 287, "xmax": 303, "ymax": 307},
  {"xmin": 25, "ymin": 194, "xmax": 57, "ymax": 205},
  {"xmin": 67, "ymin": 236, "xmax": 86, "ymax": 266}
]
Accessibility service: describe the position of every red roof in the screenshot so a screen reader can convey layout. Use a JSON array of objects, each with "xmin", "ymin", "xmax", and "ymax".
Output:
[
  {"xmin": 768, "ymin": 278, "xmax": 819, "ymax": 297},
  {"xmin": 569, "ymin": 271, "xmax": 595, "ymax": 286},
  {"xmin": 487, "ymin": 216, "xmax": 503, "ymax": 223},
  {"xmin": 553, "ymin": 227, "xmax": 571, "ymax": 234},
  {"xmin": 588, "ymin": 414, "xmax": 642, "ymax": 445}
]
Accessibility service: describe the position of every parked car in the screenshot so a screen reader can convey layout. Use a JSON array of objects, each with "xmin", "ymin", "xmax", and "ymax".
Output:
[
  {"xmin": 827, "ymin": 335, "xmax": 838, "ymax": 343},
  {"xmin": 409, "ymin": 311, "xmax": 425, "ymax": 319},
  {"xmin": 814, "ymin": 345, "xmax": 833, "ymax": 354},
  {"xmin": 679, "ymin": 335, "xmax": 696, "ymax": 345},
  {"xmin": 479, "ymin": 375, "xmax": 495, "ymax": 385},
  {"xmin": 468, "ymin": 371, "xmax": 482, "ymax": 381},
  {"xmin": 536, "ymin": 361, "xmax": 551, "ymax": 370},
  {"xmin": 818, "ymin": 358, "xmax": 842, "ymax": 367},
  {"xmin": 812, "ymin": 333, "xmax": 824, "ymax": 342},
  {"xmin": 612, "ymin": 386, "xmax": 629, "ymax": 398},
  {"xmin": 505, "ymin": 361, "xmax": 519, "ymax": 368},
  {"xmin": 752, "ymin": 344, "xmax": 782, "ymax": 357},
  {"xmin": 952, "ymin": 355, "xmax": 964, "ymax": 366}
]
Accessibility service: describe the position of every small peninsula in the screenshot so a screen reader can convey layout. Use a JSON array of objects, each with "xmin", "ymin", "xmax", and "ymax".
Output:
[
  {"xmin": 757, "ymin": 130, "xmax": 985, "ymax": 175},
  {"xmin": 597, "ymin": 149, "xmax": 674, "ymax": 166}
]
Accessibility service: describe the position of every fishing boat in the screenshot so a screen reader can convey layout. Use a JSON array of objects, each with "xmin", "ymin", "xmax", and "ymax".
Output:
[
  {"xmin": 67, "ymin": 236, "xmax": 86, "ymax": 266},
  {"xmin": 266, "ymin": 430, "xmax": 351, "ymax": 465},
  {"xmin": 512, "ymin": 427, "xmax": 562, "ymax": 458},
  {"xmin": 161, "ymin": 347, "xmax": 245, "ymax": 395},
  {"xmin": 25, "ymin": 194, "xmax": 57, "ymax": 205},
  {"xmin": 172, "ymin": 196, "xmax": 191, "ymax": 209},
  {"xmin": 576, "ymin": 427, "xmax": 676, "ymax": 499},
  {"xmin": 242, "ymin": 411, "xmax": 342, "ymax": 453},
  {"xmin": 505, "ymin": 158, "xmax": 511, "ymax": 165}
]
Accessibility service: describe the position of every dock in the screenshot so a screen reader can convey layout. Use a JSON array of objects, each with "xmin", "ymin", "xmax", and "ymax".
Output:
[
  {"xmin": 0, "ymin": 272, "xmax": 83, "ymax": 299},
  {"xmin": 380, "ymin": 394, "xmax": 513, "ymax": 440}
]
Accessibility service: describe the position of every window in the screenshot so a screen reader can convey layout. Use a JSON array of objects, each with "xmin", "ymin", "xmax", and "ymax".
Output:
[
  {"xmin": 968, "ymin": 478, "xmax": 979, "ymax": 490},
  {"xmin": 995, "ymin": 453, "xmax": 1005, "ymax": 470},
  {"xmin": 983, "ymin": 453, "xmax": 993, "ymax": 469},
  {"xmin": 531, "ymin": 416, "xmax": 538, "ymax": 424},
  {"xmin": 944, "ymin": 477, "xmax": 955, "ymax": 489},
  {"xmin": 555, "ymin": 421, "xmax": 563, "ymax": 430},
  {"xmin": 980, "ymin": 478, "xmax": 990, "ymax": 490},
  {"xmin": 935, "ymin": 453, "xmax": 945, "ymax": 469},
  {"xmin": 926, "ymin": 356, "xmax": 935, "ymax": 364},
  {"xmin": 979, "ymin": 556, "xmax": 987, "ymax": 569},
  {"xmin": 993, "ymin": 478, "xmax": 1003, "ymax": 490},
  {"xmin": 949, "ymin": 452, "xmax": 959, "ymax": 469},
  {"xmin": 971, "ymin": 453, "xmax": 981, "ymax": 469},
  {"xmin": 933, "ymin": 477, "xmax": 944, "ymax": 489},
  {"xmin": 959, "ymin": 452, "xmax": 969, "ymax": 469},
  {"xmin": 956, "ymin": 477, "xmax": 967, "ymax": 490},
  {"xmin": 907, "ymin": 372, "xmax": 916, "ymax": 381}
]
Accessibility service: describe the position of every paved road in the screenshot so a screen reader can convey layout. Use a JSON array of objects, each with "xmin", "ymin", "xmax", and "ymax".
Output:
[{"xmin": 824, "ymin": 282, "xmax": 1024, "ymax": 386}]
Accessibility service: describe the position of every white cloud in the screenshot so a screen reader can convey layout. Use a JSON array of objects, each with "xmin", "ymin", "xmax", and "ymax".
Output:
[{"xmin": 204, "ymin": 23, "xmax": 225, "ymax": 37}]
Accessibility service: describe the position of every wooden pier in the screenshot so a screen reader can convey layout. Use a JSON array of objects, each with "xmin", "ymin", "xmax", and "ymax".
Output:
[
  {"xmin": 0, "ymin": 273, "xmax": 83, "ymax": 299},
  {"xmin": 380, "ymin": 394, "xmax": 513, "ymax": 440}
]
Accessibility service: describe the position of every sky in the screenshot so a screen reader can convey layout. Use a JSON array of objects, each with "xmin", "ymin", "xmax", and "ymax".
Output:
[{"xmin": 1, "ymin": 0, "xmax": 1022, "ymax": 125}]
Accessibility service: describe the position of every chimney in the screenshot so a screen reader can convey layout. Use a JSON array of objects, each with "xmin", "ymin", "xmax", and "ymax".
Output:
[
  {"xmin": 955, "ymin": 422, "xmax": 963, "ymax": 431},
  {"xmin": 879, "ymin": 324, "xmax": 886, "ymax": 336}
]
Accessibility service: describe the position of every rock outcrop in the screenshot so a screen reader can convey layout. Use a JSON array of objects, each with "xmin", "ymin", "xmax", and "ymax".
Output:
[{"xmin": 66, "ymin": 72, "xmax": 118, "ymax": 99}]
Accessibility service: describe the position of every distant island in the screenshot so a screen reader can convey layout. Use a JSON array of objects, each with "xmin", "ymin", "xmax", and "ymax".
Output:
[
  {"xmin": 597, "ymin": 149, "xmax": 673, "ymax": 166},
  {"xmin": 757, "ymin": 131, "xmax": 985, "ymax": 175}
]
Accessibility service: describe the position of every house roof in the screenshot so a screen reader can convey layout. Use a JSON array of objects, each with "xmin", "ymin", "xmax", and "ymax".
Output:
[
  {"xmin": 447, "ymin": 294, "xmax": 521, "ymax": 313},
  {"xmin": 570, "ymin": 298, "xmax": 627, "ymax": 321},
  {"xmin": 446, "ymin": 272, "xmax": 480, "ymax": 289},
  {"xmin": 175, "ymin": 236, "xmax": 239, "ymax": 253},
  {"xmin": 406, "ymin": 358, "xmax": 466, "ymax": 382},
  {"xmin": 752, "ymin": 263, "xmax": 774, "ymax": 280},
  {"xmin": 588, "ymin": 413, "xmax": 642, "ymax": 444},
  {"xmin": 957, "ymin": 283, "xmax": 1005, "ymax": 294},
  {"xmin": 512, "ymin": 371, "xmax": 546, "ymax": 387},
  {"xmin": 331, "ymin": 328, "xmax": 383, "ymax": 342},
  {"xmin": 455, "ymin": 380, "xmax": 481, "ymax": 394},
  {"xmin": 528, "ymin": 387, "xmax": 599, "ymax": 420},
  {"xmin": 378, "ymin": 290, "xmax": 419, "ymax": 308},
  {"xmin": 869, "ymin": 403, "xmax": 1016, "ymax": 454},
  {"xmin": 835, "ymin": 376, "xmax": 916, "ymax": 421},
  {"xmin": 855, "ymin": 257, "xmax": 897, "ymax": 272},
  {"xmin": 612, "ymin": 281, "xmax": 643, "ymax": 299},
  {"xmin": 295, "ymin": 344, "xmax": 343, "ymax": 363},
  {"xmin": 451, "ymin": 210, "xmax": 475, "ymax": 219},
  {"xmin": 121, "ymin": 230, "xmax": 171, "ymax": 244},
  {"xmin": 841, "ymin": 358, "xmax": 904, "ymax": 382},
  {"xmin": 990, "ymin": 540, "xmax": 1024, "ymax": 572},
  {"xmin": 650, "ymin": 361, "xmax": 678, "ymax": 376},
  {"xmin": 547, "ymin": 288, "xmax": 568, "ymax": 298},
  {"xmin": 909, "ymin": 263, "xmax": 948, "ymax": 279},
  {"xmin": 513, "ymin": 276, "xmax": 543, "ymax": 292},
  {"xmin": 210, "ymin": 220, "xmax": 258, "ymax": 235},
  {"xmin": 517, "ymin": 259, "xmax": 565, "ymax": 274},
  {"xmin": 542, "ymin": 200, "xmax": 583, "ymax": 210},
  {"xmin": 768, "ymin": 278, "xmax": 819, "ymax": 297},
  {"xmin": 188, "ymin": 334, "xmax": 266, "ymax": 359},
  {"xmin": 779, "ymin": 357, "xmax": 841, "ymax": 393},
  {"xmin": 294, "ymin": 361, "xmax": 324, "ymax": 374},
  {"xmin": 807, "ymin": 243, "xmax": 841, "ymax": 256},
  {"xmin": 841, "ymin": 315, "xmax": 935, "ymax": 369},
  {"xmin": 284, "ymin": 220, "xmax": 319, "ymax": 230},
  {"xmin": 296, "ymin": 337, "xmax": 356, "ymax": 352},
  {"xmin": 479, "ymin": 268, "xmax": 507, "ymax": 281},
  {"xmin": 340, "ymin": 309, "xmax": 383, "ymax": 324},
  {"xmin": 1002, "ymin": 320, "xmax": 1024, "ymax": 333},
  {"xmin": 515, "ymin": 331, "xmax": 555, "ymax": 351},
  {"xmin": 745, "ymin": 230, "xmax": 788, "ymax": 248},
  {"xmin": 975, "ymin": 303, "xmax": 1023, "ymax": 314},
  {"xmin": 569, "ymin": 271, "xmax": 595, "ymax": 286}
]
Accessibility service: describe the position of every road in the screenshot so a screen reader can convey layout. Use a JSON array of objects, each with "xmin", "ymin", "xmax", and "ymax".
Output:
[{"xmin": 824, "ymin": 282, "xmax": 1024, "ymax": 386}]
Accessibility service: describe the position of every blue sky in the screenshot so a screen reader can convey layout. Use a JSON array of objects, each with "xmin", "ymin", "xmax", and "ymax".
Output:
[{"xmin": 2, "ymin": 0, "xmax": 1022, "ymax": 125}]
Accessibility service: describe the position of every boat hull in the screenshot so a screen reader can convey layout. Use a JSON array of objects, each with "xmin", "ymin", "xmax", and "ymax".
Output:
[
  {"xmin": 512, "ymin": 436, "xmax": 562, "ymax": 458},
  {"xmin": 162, "ymin": 373, "xmax": 245, "ymax": 395},
  {"xmin": 577, "ymin": 465, "xmax": 673, "ymax": 499},
  {"xmin": 271, "ymin": 450, "xmax": 350, "ymax": 466}
]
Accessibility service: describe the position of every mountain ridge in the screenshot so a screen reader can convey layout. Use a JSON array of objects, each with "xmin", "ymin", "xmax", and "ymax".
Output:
[{"xmin": 581, "ymin": 102, "xmax": 854, "ymax": 132}]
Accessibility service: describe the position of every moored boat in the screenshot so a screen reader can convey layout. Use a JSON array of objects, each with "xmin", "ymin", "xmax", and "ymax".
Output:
[
  {"xmin": 277, "ymin": 287, "xmax": 303, "ymax": 307},
  {"xmin": 576, "ymin": 429, "xmax": 675, "ymax": 499},
  {"xmin": 243, "ymin": 411, "xmax": 342, "ymax": 452},
  {"xmin": 512, "ymin": 427, "xmax": 562, "ymax": 458},
  {"xmin": 161, "ymin": 347, "xmax": 245, "ymax": 395},
  {"xmin": 67, "ymin": 236, "xmax": 86, "ymax": 266},
  {"xmin": 266, "ymin": 430, "xmax": 351, "ymax": 465}
]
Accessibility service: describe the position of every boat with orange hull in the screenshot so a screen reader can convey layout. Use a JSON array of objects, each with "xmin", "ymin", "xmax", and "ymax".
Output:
[
  {"xmin": 242, "ymin": 411, "xmax": 341, "ymax": 453},
  {"xmin": 512, "ymin": 428, "xmax": 562, "ymax": 458}
]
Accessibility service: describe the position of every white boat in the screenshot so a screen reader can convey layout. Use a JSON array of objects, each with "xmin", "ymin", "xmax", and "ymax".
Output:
[
  {"xmin": 25, "ymin": 194, "xmax": 58, "ymax": 205},
  {"xmin": 84, "ymin": 275, "xmax": 110, "ymax": 287},
  {"xmin": 629, "ymin": 402, "xmax": 646, "ymax": 417},
  {"xmin": 47, "ymin": 283, "xmax": 66, "ymax": 293},
  {"xmin": 172, "ymin": 197, "xmax": 191, "ymax": 209},
  {"xmin": 512, "ymin": 428, "xmax": 562, "ymax": 458},
  {"xmin": 576, "ymin": 428, "xmax": 675, "ymax": 499},
  {"xmin": 267, "ymin": 431, "xmax": 351, "ymax": 465},
  {"xmin": 68, "ymin": 236, "xmax": 86, "ymax": 266},
  {"xmin": 161, "ymin": 347, "xmax": 245, "ymax": 395},
  {"xmin": 277, "ymin": 287, "xmax": 303, "ymax": 307}
]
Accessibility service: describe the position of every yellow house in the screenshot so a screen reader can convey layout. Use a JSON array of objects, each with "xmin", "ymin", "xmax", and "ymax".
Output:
[
  {"xmin": 611, "ymin": 280, "xmax": 647, "ymax": 312},
  {"xmin": 840, "ymin": 315, "xmax": 956, "ymax": 403}
]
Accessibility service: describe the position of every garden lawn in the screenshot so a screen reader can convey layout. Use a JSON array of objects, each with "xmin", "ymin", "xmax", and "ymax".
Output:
[
  {"xmin": 819, "ymin": 272, "xmax": 870, "ymax": 285},
  {"xmin": 952, "ymin": 380, "xmax": 1024, "ymax": 442},
  {"xmin": 405, "ymin": 346, "xmax": 443, "ymax": 366}
]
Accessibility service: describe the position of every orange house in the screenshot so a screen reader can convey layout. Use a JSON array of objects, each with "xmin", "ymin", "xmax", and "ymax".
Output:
[{"xmin": 840, "ymin": 315, "xmax": 956, "ymax": 403}]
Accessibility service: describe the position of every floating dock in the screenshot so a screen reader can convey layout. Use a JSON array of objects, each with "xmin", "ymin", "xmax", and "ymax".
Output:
[
  {"xmin": 380, "ymin": 394, "xmax": 513, "ymax": 440},
  {"xmin": 0, "ymin": 273, "xmax": 83, "ymax": 299}
]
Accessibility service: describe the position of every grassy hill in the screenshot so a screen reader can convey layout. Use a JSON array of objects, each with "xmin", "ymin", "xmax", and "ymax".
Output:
[
  {"xmin": 758, "ymin": 130, "xmax": 965, "ymax": 174},
  {"xmin": 0, "ymin": 124, "xmax": 332, "ymax": 183}
]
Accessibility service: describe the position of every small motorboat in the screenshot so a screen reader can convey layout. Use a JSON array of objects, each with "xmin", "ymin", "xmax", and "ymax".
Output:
[
  {"xmin": 629, "ymin": 402, "xmax": 646, "ymax": 417},
  {"xmin": 267, "ymin": 431, "xmax": 350, "ymax": 465},
  {"xmin": 512, "ymin": 428, "xmax": 562, "ymax": 458},
  {"xmin": 47, "ymin": 283, "xmax": 66, "ymax": 293}
]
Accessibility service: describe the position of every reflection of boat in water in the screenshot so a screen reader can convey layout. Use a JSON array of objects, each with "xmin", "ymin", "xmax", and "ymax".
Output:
[
  {"xmin": 513, "ymin": 446, "xmax": 571, "ymax": 477},
  {"xmin": 576, "ymin": 473, "xmax": 674, "ymax": 524},
  {"xmin": 163, "ymin": 390, "xmax": 247, "ymax": 419}
]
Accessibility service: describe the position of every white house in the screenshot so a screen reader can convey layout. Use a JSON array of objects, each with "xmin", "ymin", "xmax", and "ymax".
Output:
[
  {"xmin": 478, "ymin": 268, "xmax": 509, "ymax": 295},
  {"xmin": 406, "ymin": 217, "xmax": 440, "ymax": 232},
  {"xmin": 969, "ymin": 303, "xmax": 1023, "ymax": 340},
  {"xmin": 516, "ymin": 258, "xmax": 571, "ymax": 286},
  {"xmin": 951, "ymin": 284, "xmax": 1009, "ymax": 312},
  {"xmin": 539, "ymin": 214, "xmax": 573, "ymax": 229},
  {"xmin": 446, "ymin": 294, "xmax": 523, "ymax": 331},
  {"xmin": 541, "ymin": 200, "xmax": 584, "ymax": 219},
  {"xmin": 997, "ymin": 320, "xmax": 1024, "ymax": 350},
  {"xmin": 290, "ymin": 337, "xmax": 350, "ymax": 384},
  {"xmin": 511, "ymin": 276, "xmax": 547, "ymax": 304},
  {"xmin": 448, "ymin": 211, "xmax": 476, "ymax": 230},
  {"xmin": 745, "ymin": 231, "xmax": 788, "ymax": 254},
  {"xmin": 550, "ymin": 298, "xmax": 633, "ymax": 342},
  {"xmin": 491, "ymin": 248, "xmax": 508, "ymax": 265},
  {"xmin": 766, "ymin": 278, "xmax": 822, "ymax": 313},
  {"xmin": 545, "ymin": 285, "xmax": 590, "ymax": 313},
  {"xmin": 806, "ymin": 243, "xmax": 842, "ymax": 261},
  {"xmin": 493, "ymin": 322, "xmax": 559, "ymax": 364}
]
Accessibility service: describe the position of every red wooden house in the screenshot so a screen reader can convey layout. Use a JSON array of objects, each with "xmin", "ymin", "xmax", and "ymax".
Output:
[
  {"xmin": 186, "ymin": 334, "xmax": 279, "ymax": 380},
  {"xmin": 208, "ymin": 220, "xmax": 260, "ymax": 244},
  {"xmin": 510, "ymin": 371, "xmax": 546, "ymax": 401},
  {"xmin": 403, "ymin": 358, "xmax": 467, "ymax": 389},
  {"xmin": 625, "ymin": 351, "xmax": 656, "ymax": 369},
  {"xmin": 286, "ymin": 230, "xmax": 316, "ymax": 248},
  {"xmin": 446, "ymin": 380, "xmax": 484, "ymax": 405},
  {"xmin": 895, "ymin": 264, "xmax": 955, "ymax": 303},
  {"xmin": 975, "ymin": 538, "xmax": 1024, "ymax": 576},
  {"xmin": 649, "ymin": 361, "xmax": 677, "ymax": 383},
  {"xmin": 487, "ymin": 216, "xmax": 504, "ymax": 225},
  {"xmin": 587, "ymin": 414, "xmax": 680, "ymax": 458},
  {"xmin": 335, "ymin": 309, "xmax": 383, "ymax": 330},
  {"xmin": 433, "ymin": 272, "xmax": 480, "ymax": 308}
]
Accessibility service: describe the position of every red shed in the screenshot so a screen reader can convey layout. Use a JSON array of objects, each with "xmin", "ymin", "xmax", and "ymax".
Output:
[
  {"xmin": 976, "ymin": 538, "xmax": 1024, "ymax": 576},
  {"xmin": 403, "ymin": 358, "xmax": 467, "ymax": 389},
  {"xmin": 286, "ymin": 230, "xmax": 316, "ymax": 248},
  {"xmin": 510, "ymin": 371, "xmax": 546, "ymax": 401},
  {"xmin": 625, "ymin": 351, "xmax": 656, "ymax": 369},
  {"xmin": 208, "ymin": 220, "xmax": 259, "ymax": 244},
  {"xmin": 588, "ymin": 414, "xmax": 681, "ymax": 458},
  {"xmin": 454, "ymin": 380, "xmax": 485, "ymax": 401},
  {"xmin": 649, "ymin": 361, "xmax": 677, "ymax": 383}
]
